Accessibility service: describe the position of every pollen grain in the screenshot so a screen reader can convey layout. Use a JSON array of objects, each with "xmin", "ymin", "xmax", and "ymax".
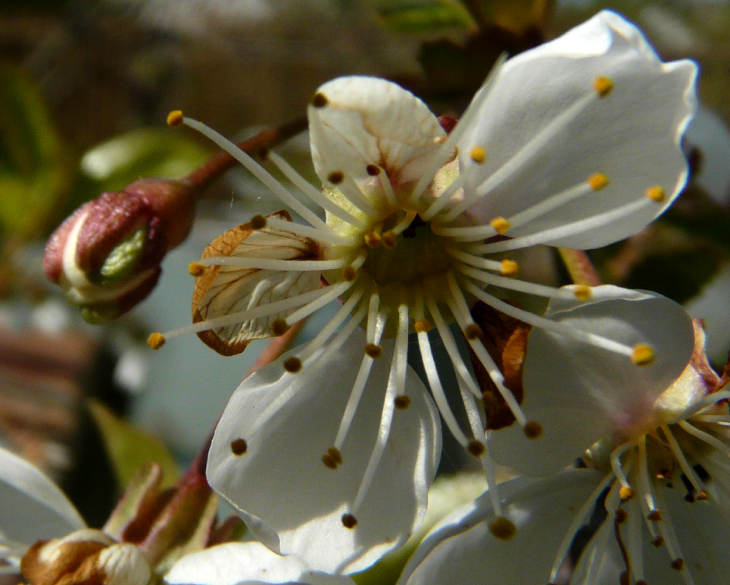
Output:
[
  {"xmin": 645, "ymin": 185, "xmax": 666, "ymax": 202},
  {"xmin": 341, "ymin": 513, "xmax": 358, "ymax": 529},
  {"xmin": 469, "ymin": 146, "xmax": 486, "ymax": 163},
  {"xmin": 490, "ymin": 217, "xmax": 510, "ymax": 235},
  {"xmin": 500, "ymin": 259, "xmax": 519, "ymax": 277},
  {"xmin": 488, "ymin": 517, "xmax": 517, "ymax": 540},
  {"xmin": 631, "ymin": 344, "xmax": 655, "ymax": 365},
  {"xmin": 593, "ymin": 76, "xmax": 614, "ymax": 97},
  {"xmin": 188, "ymin": 262, "xmax": 206, "ymax": 277},
  {"xmin": 166, "ymin": 110, "xmax": 184, "ymax": 126},
  {"xmin": 147, "ymin": 332, "xmax": 166, "ymax": 350},
  {"xmin": 251, "ymin": 214, "xmax": 267, "ymax": 229},
  {"xmin": 230, "ymin": 438, "xmax": 248, "ymax": 456},
  {"xmin": 588, "ymin": 173, "xmax": 609, "ymax": 191}
]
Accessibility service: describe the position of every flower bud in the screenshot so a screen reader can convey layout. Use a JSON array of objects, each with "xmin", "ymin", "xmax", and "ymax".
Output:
[
  {"xmin": 43, "ymin": 178, "xmax": 195, "ymax": 323},
  {"xmin": 21, "ymin": 528, "xmax": 151, "ymax": 585}
]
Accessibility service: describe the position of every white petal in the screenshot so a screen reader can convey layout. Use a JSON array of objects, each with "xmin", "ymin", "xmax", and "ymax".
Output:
[
  {"xmin": 399, "ymin": 470, "xmax": 604, "ymax": 585},
  {"xmin": 308, "ymin": 77, "xmax": 445, "ymax": 198},
  {"xmin": 164, "ymin": 542, "xmax": 354, "ymax": 585},
  {"xmin": 458, "ymin": 10, "xmax": 697, "ymax": 248},
  {"xmin": 207, "ymin": 329, "xmax": 441, "ymax": 574},
  {"xmin": 576, "ymin": 483, "xmax": 730, "ymax": 585},
  {"xmin": 489, "ymin": 286, "xmax": 695, "ymax": 476},
  {"xmin": 0, "ymin": 446, "xmax": 85, "ymax": 546}
]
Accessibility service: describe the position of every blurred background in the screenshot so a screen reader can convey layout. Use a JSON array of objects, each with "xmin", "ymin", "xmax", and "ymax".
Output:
[{"xmin": 1, "ymin": 0, "xmax": 730, "ymax": 527}]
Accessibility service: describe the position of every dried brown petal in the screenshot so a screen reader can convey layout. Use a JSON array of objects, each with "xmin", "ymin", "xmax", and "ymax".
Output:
[
  {"xmin": 192, "ymin": 210, "xmax": 321, "ymax": 356},
  {"xmin": 468, "ymin": 300, "xmax": 530, "ymax": 430}
]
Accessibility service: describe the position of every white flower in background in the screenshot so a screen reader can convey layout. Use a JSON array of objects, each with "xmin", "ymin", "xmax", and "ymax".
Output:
[
  {"xmin": 151, "ymin": 10, "xmax": 697, "ymax": 574},
  {"xmin": 164, "ymin": 541, "xmax": 354, "ymax": 585},
  {"xmin": 399, "ymin": 295, "xmax": 730, "ymax": 585},
  {"xmin": 0, "ymin": 447, "xmax": 150, "ymax": 585}
]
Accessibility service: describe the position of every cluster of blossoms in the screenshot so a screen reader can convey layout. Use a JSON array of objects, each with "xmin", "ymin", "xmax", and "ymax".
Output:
[{"xmin": 24, "ymin": 8, "xmax": 730, "ymax": 585}]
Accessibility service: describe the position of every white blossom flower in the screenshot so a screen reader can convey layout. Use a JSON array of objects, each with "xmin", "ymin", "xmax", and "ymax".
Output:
[
  {"xmin": 164, "ymin": 541, "xmax": 355, "ymax": 585},
  {"xmin": 398, "ymin": 294, "xmax": 730, "ymax": 585},
  {"xmin": 151, "ymin": 10, "xmax": 697, "ymax": 574},
  {"xmin": 0, "ymin": 447, "xmax": 151, "ymax": 585}
]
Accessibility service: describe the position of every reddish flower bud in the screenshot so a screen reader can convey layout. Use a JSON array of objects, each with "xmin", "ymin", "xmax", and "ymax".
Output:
[{"xmin": 43, "ymin": 178, "xmax": 195, "ymax": 323}]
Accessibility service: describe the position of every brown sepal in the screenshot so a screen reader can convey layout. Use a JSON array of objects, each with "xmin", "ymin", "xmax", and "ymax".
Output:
[
  {"xmin": 468, "ymin": 300, "xmax": 530, "ymax": 430},
  {"xmin": 21, "ymin": 540, "xmax": 107, "ymax": 585}
]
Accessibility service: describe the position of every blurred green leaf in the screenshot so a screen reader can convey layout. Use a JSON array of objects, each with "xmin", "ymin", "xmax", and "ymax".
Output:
[
  {"xmin": 378, "ymin": 1, "xmax": 474, "ymax": 34},
  {"xmin": 88, "ymin": 398, "xmax": 180, "ymax": 490},
  {"xmin": 0, "ymin": 62, "xmax": 74, "ymax": 240},
  {"xmin": 467, "ymin": 0, "xmax": 552, "ymax": 33}
]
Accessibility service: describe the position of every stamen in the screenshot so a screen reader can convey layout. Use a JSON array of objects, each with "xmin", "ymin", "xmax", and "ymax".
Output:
[
  {"xmin": 381, "ymin": 231, "xmax": 397, "ymax": 248},
  {"xmin": 188, "ymin": 262, "xmax": 206, "ymax": 276},
  {"xmin": 408, "ymin": 52, "xmax": 507, "ymax": 206},
  {"xmin": 490, "ymin": 217, "xmax": 510, "ymax": 235},
  {"xmin": 349, "ymin": 340, "xmax": 400, "ymax": 517},
  {"xmin": 157, "ymin": 286, "xmax": 332, "ymax": 341},
  {"xmin": 230, "ymin": 438, "xmax": 248, "ymax": 455},
  {"xmin": 679, "ymin": 420, "xmax": 730, "ymax": 457},
  {"xmin": 458, "ymin": 377, "xmax": 504, "ymax": 517},
  {"xmin": 284, "ymin": 280, "xmax": 354, "ymax": 326},
  {"xmin": 181, "ymin": 116, "xmax": 330, "ymax": 230},
  {"xmin": 265, "ymin": 215, "xmax": 358, "ymax": 246},
  {"xmin": 395, "ymin": 304, "xmax": 409, "ymax": 397},
  {"xmin": 283, "ymin": 357, "xmax": 302, "ymax": 373},
  {"xmin": 593, "ymin": 76, "xmax": 614, "ymax": 97},
  {"xmin": 463, "ymin": 282, "xmax": 636, "ymax": 359},
  {"xmin": 390, "ymin": 209, "xmax": 418, "ymax": 236},
  {"xmin": 645, "ymin": 185, "xmax": 666, "ymax": 202},
  {"xmin": 442, "ymin": 90, "xmax": 600, "ymax": 222},
  {"xmin": 166, "ymin": 110, "xmax": 184, "ymax": 126},
  {"xmin": 631, "ymin": 344, "xmax": 655, "ymax": 365},
  {"xmin": 626, "ymin": 497, "xmax": 645, "ymax": 584},
  {"xmin": 573, "ymin": 284, "xmax": 593, "ymax": 301},
  {"xmin": 661, "ymin": 424, "xmax": 706, "ymax": 496},
  {"xmin": 341, "ymin": 513, "xmax": 358, "ymax": 529},
  {"xmin": 300, "ymin": 295, "xmax": 366, "ymax": 363},
  {"xmin": 456, "ymin": 263, "xmax": 575, "ymax": 300},
  {"xmin": 610, "ymin": 441, "xmax": 637, "ymax": 492},
  {"xmin": 330, "ymin": 169, "xmax": 380, "ymax": 218},
  {"xmin": 500, "ymin": 259, "xmax": 518, "ymax": 277},
  {"xmin": 364, "ymin": 231, "xmax": 382, "ymax": 248},
  {"xmin": 198, "ymin": 256, "xmax": 348, "ymax": 272},
  {"xmin": 469, "ymin": 146, "xmax": 486, "ymax": 163},
  {"xmin": 147, "ymin": 332, "xmax": 166, "ymax": 349},
  {"xmin": 446, "ymin": 272, "xmax": 528, "ymax": 427},
  {"xmin": 251, "ymin": 214, "xmax": 267, "ymax": 229},
  {"xmin": 469, "ymin": 197, "xmax": 653, "ymax": 255},
  {"xmin": 677, "ymin": 390, "xmax": 730, "ymax": 419},
  {"xmin": 445, "ymin": 246, "xmax": 510, "ymax": 273},
  {"xmin": 421, "ymin": 173, "xmax": 467, "ymax": 220},
  {"xmin": 311, "ymin": 92, "xmax": 328, "ymax": 108},
  {"xmin": 416, "ymin": 310, "xmax": 471, "ymax": 447},
  {"xmin": 648, "ymin": 474, "xmax": 692, "ymax": 585},
  {"xmin": 266, "ymin": 150, "xmax": 368, "ymax": 230},
  {"xmin": 372, "ymin": 165, "xmax": 397, "ymax": 206},
  {"xmin": 548, "ymin": 471, "xmax": 616, "ymax": 584},
  {"xmin": 426, "ymin": 296, "xmax": 482, "ymax": 399},
  {"xmin": 332, "ymin": 297, "xmax": 386, "ymax": 451},
  {"xmin": 587, "ymin": 173, "xmax": 609, "ymax": 191}
]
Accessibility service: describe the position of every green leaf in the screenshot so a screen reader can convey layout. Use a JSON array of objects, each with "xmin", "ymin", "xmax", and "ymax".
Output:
[
  {"xmin": 467, "ymin": 0, "xmax": 552, "ymax": 33},
  {"xmin": 87, "ymin": 398, "xmax": 180, "ymax": 490},
  {"xmin": 378, "ymin": 1, "xmax": 474, "ymax": 34},
  {"xmin": 0, "ymin": 62, "xmax": 74, "ymax": 239}
]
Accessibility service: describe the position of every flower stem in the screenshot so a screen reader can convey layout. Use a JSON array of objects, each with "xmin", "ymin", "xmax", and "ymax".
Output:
[
  {"xmin": 557, "ymin": 248, "xmax": 602, "ymax": 286},
  {"xmin": 183, "ymin": 116, "xmax": 308, "ymax": 194}
]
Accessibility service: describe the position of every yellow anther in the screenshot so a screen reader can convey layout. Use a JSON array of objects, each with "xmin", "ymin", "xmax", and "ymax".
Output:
[
  {"xmin": 469, "ymin": 146, "xmax": 486, "ymax": 163},
  {"xmin": 697, "ymin": 490, "xmax": 709, "ymax": 501},
  {"xmin": 166, "ymin": 110, "xmax": 184, "ymax": 127},
  {"xmin": 587, "ymin": 173, "xmax": 609, "ymax": 191},
  {"xmin": 631, "ymin": 343, "xmax": 655, "ymax": 366},
  {"xmin": 524, "ymin": 421, "xmax": 543, "ymax": 439},
  {"xmin": 230, "ymin": 439, "xmax": 247, "ymax": 455},
  {"xmin": 488, "ymin": 517, "xmax": 517, "ymax": 541},
  {"xmin": 593, "ymin": 76, "xmax": 614, "ymax": 97},
  {"xmin": 620, "ymin": 486, "xmax": 635, "ymax": 501},
  {"xmin": 343, "ymin": 266, "xmax": 358, "ymax": 282},
  {"xmin": 321, "ymin": 447, "xmax": 343, "ymax": 470},
  {"xmin": 500, "ymin": 259, "xmax": 519, "ymax": 277},
  {"xmin": 414, "ymin": 318, "xmax": 432, "ymax": 333},
  {"xmin": 381, "ymin": 231, "xmax": 397, "ymax": 248},
  {"xmin": 188, "ymin": 262, "xmax": 206, "ymax": 277},
  {"xmin": 147, "ymin": 332, "xmax": 166, "ymax": 350},
  {"xmin": 272, "ymin": 319, "xmax": 289, "ymax": 336},
  {"xmin": 284, "ymin": 357, "xmax": 302, "ymax": 373},
  {"xmin": 645, "ymin": 185, "xmax": 666, "ymax": 202},
  {"xmin": 573, "ymin": 285, "xmax": 593, "ymax": 301},
  {"xmin": 364, "ymin": 231, "xmax": 382, "ymax": 248},
  {"xmin": 251, "ymin": 215, "xmax": 267, "ymax": 229},
  {"xmin": 490, "ymin": 217, "xmax": 510, "ymax": 235}
]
